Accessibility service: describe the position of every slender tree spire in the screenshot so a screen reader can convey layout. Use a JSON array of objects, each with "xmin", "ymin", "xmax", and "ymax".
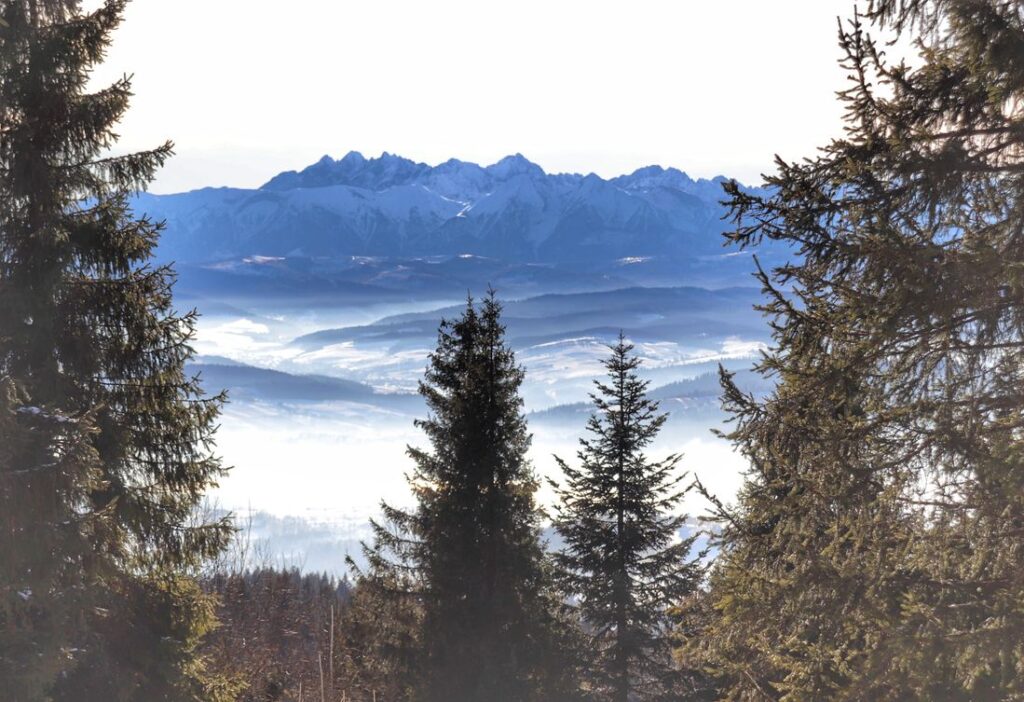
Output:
[{"xmin": 552, "ymin": 334, "xmax": 704, "ymax": 702}]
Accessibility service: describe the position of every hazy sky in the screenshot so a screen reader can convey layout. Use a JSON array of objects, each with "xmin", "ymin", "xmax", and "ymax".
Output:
[{"xmin": 91, "ymin": 0, "xmax": 866, "ymax": 193}]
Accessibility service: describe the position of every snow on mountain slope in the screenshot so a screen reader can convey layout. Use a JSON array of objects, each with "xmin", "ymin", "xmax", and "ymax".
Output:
[{"xmin": 137, "ymin": 152, "xmax": 762, "ymax": 266}]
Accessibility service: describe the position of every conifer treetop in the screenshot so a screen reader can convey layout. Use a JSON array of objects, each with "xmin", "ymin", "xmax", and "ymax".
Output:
[{"xmin": 552, "ymin": 333, "xmax": 705, "ymax": 702}]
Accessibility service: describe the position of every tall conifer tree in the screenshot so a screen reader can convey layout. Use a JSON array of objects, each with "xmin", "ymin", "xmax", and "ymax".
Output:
[
  {"xmin": 360, "ymin": 292, "xmax": 576, "ymax": 702},
  {"xmin": 552, "ymin": 335, "xmax": 704, "ymax": 702},
  {"xmin": 689, "ymin": 1, "xmax": 1024, "ymax": 698},
  {"xmin": 0, "ymin": 2, "xmax": 233, "ymax": 699}
]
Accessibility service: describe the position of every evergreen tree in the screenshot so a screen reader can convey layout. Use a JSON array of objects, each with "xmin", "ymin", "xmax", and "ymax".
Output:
[
  {"xmin": 339, "ymin": 568, "xmax": 423, "ymax": 702},
  {"xmin": 0, "ymin": 2, "xmax": 234, "ymax": 699},
  {"xmin": 551, "ymin": 335, "xmax": 704, "ymax": 702},
  {"xmin": 358, "ymin": 292, "xmax": 578, "ymax": 702},
  {"xmin": 689, "ymin": 1, "xmax": 1024, "ymax": 698}
]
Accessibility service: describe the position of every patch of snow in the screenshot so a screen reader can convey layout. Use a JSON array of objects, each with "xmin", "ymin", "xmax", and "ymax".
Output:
[
  {"xmin": 420, "ymin": 185, "xmax": 469, "ymax": 207},
  {"xmin": 721, "ymin": 337, "xmax": 768, "ymax": 357},
  {"xmin": 617, "ymin": 256, "xmax": 652, "ymax": 265},
  {"xmin": 529, "ymin": 336, "xmax": 604, "ymax": 350},
  {"xmin": 216, "ymin": 319, "xmax": 271, "ymax": 336}
]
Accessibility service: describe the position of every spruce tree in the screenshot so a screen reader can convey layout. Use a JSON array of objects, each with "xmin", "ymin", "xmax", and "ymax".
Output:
[
  {"xmin": 0, "ymin": 2, "xmax": 233, "ymax": 699},
  {"xmin": 359, "ymin": 292, "xmax": 576, "ymax": 702},
  {"xmin": 551, "ymin": 335, "xmax": 704, "ymax": 702},
  {"xmin": 689, "ymin": 1, "xmax": 1024, "ymax": 698}
]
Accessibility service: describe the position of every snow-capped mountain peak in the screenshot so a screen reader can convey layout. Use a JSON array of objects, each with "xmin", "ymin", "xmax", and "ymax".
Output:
[
  {"xmin": 486, "ymin": 153, "xmax": 546, "ymax": 180},
  {"xmin": 136, "ymin": 151, "xmax": 762, "ymax": 266}
]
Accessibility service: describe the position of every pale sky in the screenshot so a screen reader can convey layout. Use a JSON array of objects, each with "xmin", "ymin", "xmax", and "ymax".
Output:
[{"xmin": 90, "ymin": 0, "xmax": 867, "ymax": 194}]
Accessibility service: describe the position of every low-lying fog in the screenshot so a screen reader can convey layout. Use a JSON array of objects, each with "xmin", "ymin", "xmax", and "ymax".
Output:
[{"xmin": 187, "ymin": 286, "xmax": 771, "ymax": 574}]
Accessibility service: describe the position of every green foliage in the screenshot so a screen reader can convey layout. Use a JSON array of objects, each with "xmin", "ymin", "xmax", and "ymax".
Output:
[
  {"xmin": 340, "ymin": 568, "xmax": 423, "ymax": 702},
  {"xmin": 690, "ymin": 1, "xmax": 1024, "ymax": 699},
  {"xmin": 0, "ymin": 1, "xmax": 233, "ymax": 699},
  {"xmin": 551, "ymin": 335, "xmax": 705, "ymax": 701},
  {"xmin": 358, "ymin": 291, "xmax": 580, "ymax": 702}
]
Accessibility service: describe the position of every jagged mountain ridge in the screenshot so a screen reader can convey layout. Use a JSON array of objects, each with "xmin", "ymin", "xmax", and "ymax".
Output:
[{"xmin": 137, "ymin": 151, "xmax": 753, "ymax": 265}]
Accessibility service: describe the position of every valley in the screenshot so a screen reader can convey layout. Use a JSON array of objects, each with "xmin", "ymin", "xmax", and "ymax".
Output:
[{"xmin": 141, "ymin": 152, "xmax": 778, "ymax": 572}]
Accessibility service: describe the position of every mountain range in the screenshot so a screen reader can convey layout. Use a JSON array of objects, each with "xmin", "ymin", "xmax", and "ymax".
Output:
[
  {"xmin": 136, "ymin": 152, "xmax": 761, "ymax": 268},
  {"xmin": 146, "ymin": 154, "xmax": 774, "ymax": 568}
]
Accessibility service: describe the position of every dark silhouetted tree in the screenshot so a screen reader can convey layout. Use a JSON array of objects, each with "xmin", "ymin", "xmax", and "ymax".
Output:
[
  {"xmin": 552, "ymin": 335, "xmax": 704, "ymax": 702},
  {"xmin": 357, "ymin": 292, "xmax": 580, "ymax": 702}
]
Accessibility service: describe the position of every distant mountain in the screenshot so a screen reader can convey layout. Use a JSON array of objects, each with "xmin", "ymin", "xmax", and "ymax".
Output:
[
  {"xmin": 136, "ymin": 152, "xmax": 762, "ymax": 267},
  {"xmin": 528, "ymin": 369, "xmax": 774, "ymax": 430},
  {"xmin": 291, "ymin": 285, "xmax": 766, "ymax": 351},
  {"xmin": 188, "ymin": 360, "xmax": 422, "ymax": 410}
]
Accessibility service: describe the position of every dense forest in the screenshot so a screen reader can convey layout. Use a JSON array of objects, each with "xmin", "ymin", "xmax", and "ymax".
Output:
[{"xmin": 2, "ymin": 0, "xmax": 1023, "ymax": 700}]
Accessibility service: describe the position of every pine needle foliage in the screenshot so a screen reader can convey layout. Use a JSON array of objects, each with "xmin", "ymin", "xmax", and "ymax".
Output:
[
  {"xmin": 551, "ymin": 335, "xmax": 704, "ymax": 702},
  {"xmin": 690, "ymin": 1, "xmax": 1024, "ymax": 699},
  {"xmin": 0, "ymin": 2, "xmax": 234, "ymax": 699},
  {"xmin": 357, "ymin": 292, "xmax": 578, "ymax": 702}
]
